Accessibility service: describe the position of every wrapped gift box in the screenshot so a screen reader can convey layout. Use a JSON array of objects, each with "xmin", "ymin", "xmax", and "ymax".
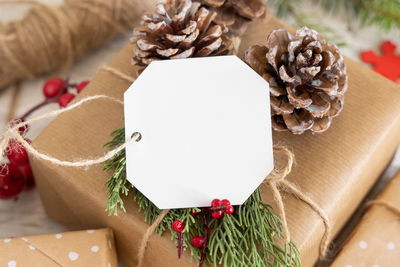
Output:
[
  {"xmin": 29, "ymin": 15, "xmax": 400, "ymax": 267},
  {"xmin": 332, "ymin": 171, "xmax": 400, "ymax": 266},
  {"xmin": 0, "ymin": 228, "xmax": 117, "ymax": 267}
]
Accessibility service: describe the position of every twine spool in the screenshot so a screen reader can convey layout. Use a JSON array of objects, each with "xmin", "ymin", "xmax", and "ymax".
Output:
[{"xmin": 0, "ymin": 0, "xmax": 157, "ymax": 90}]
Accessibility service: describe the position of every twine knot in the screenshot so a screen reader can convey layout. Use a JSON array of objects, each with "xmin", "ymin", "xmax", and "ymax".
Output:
[
  {"xmin": 267, "ymin": 145, "xmax": 294, "ymax": 183},
  {"xmin": 0, "ymin": 67, "xmax": 334, "ymax": 266},
  {"xmin": 263, "ymin": 146, "xmax": 332, "ymax": 257}
]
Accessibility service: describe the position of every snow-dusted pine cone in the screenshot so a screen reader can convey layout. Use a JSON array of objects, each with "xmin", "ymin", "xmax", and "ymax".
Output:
[
  {"xmin": 131, "ymin": 0, "xmax": 234, "ymax": 72},
  {"xmin": 202, "ymin": 0, "xmax": 267, "ymax": 36},
  {"xmin": 244, "ymin": 27, "xmax": 348, "ymax": 135}
]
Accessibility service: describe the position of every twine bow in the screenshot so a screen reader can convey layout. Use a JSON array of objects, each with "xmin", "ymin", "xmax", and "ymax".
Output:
[{"xmin": 0, "ymin": 66, "xmax": 333, "ymax": 266}]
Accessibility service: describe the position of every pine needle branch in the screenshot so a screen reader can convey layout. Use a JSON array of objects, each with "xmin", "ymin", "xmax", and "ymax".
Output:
[
  {"xmin": 104, "ymin": 127, "xmax": 301, "ymax": 266},
  {"xmin": 104, "ymin": 128, "xmax": 131, "ymax": 216},
  {"xmin": 267, "ymin": 0, "xmax": 347, "ymax": 46},
  {"xmin": 354, "ymin": 0, "xmax": 400, "ymax": 31},
  {"xmin": 269, "ymin": 0, "xmax": 400, "ymax": 33},
  {"xmin": 294, "ymin": 13, "xmax": 347, "ymax": 47},
  {"xmin": 315, "ymin": 0, "xmax": 400, "ymax": 31}
]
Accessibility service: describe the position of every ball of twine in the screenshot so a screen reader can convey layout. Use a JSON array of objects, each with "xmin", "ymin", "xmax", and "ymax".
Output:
[{"xmin": 0, "ymin": 0, "xmax": 157, "ymax": 90}]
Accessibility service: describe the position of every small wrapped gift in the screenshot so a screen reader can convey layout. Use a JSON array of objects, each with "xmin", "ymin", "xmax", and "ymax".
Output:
[
  {"xmin": 29, "ymin": 15, "xmax": 400, "ymax": 267},
  {"xmin": 0, "ymin": 228, "xmax": 117, "ymax": 266},
  {"xmin": 332, "ymin": 172, "xmax": 400, "ymax": 266}
]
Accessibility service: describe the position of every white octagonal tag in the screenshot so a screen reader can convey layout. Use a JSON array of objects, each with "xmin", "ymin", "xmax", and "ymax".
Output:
[{"xmin": 124, "ymin": 55, "xmax": 273, "ymax": 209}]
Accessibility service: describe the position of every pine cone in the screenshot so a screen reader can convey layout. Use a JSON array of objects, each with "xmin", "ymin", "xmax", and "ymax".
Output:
[
  {"xmin": 203, "ymin": 0, "xmax": 267, "ymax": 36},
  {"xmin": 131, "ymin": 0, "xmax": 234, "ymax": 71},
  {"xmin": 244, "ymin": 27, "xmax": 348, "ymax": 135}
]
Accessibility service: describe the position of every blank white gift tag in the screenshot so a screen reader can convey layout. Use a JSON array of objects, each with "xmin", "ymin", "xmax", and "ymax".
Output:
[{"xmin": 124, "ymin": 55, "xmax": 273, "ymax": 209}]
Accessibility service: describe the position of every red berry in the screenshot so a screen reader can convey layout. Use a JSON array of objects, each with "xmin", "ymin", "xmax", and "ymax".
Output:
[
  {"xmin": 58, "ymin": 93, "xmax": 75, "ymax": 108},
  {"xmin": 7, "ymin": 163, "xmax": 23, "ymax": 177},
  {"xmin": 77, "ymin": 80, "xmax": 90, "ymax": 93},
  {"xmin": 9, "ymin": 118, "xmax": 29, "ymax": 135},
  {"xmin": 171, "ymin": 220, "xmax": 184, "ymax": 233},
  {"xmin": 190, "ymin": 210, "xmax": 199, "ymax": 217},
  {"xmin": 225, "ymin": 205, "xmax": 234, "ymax": 215},
  {"xmin": 211, "ymin": 198, "xmax": 222, "ymax": 207},
  {"xmin": 6, "ymin": 139, "xmax": 29, "ymax": 166},
  {"xmin": 221, "ymin": 199, "xmax": 231, "ymax": 206},
  {"xmin": 6, "ymin": 163, "xmax": 34, "ymax": 190},
  {"xmin": 191, "ymin": 236, "xmax": 205, "ymax": 248},
  {"xmin": 43, "ymin": 78, "xmax": 65, "ymax": 99},
  {"xmin": 211, "ymin": 210, "xmax": 224, "ymax": 219},
  {"xmin": 17, "ymin": 164, "xmax": 32, "ymax": 178},
  {"xmin": 0, "ymin": 164, "xmax": 26, "ymax": 199}
]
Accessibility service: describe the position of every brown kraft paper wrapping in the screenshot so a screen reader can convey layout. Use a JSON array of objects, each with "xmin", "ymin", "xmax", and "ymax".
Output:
[
  {"xmin": 332, "ymin": 172, "xmax": 400, "ymax": 267},
  {"xmin": 0, "ymin": 228, "xmax": 117, "ymax": 267},
  {"xmin": 29, "ymin": 15, "xmax": 400, "ymax": 267}
]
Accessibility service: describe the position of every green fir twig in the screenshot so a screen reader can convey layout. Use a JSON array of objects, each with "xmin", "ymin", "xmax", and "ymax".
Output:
[
  {"xmin": 267, "ymin": 0, "xmax": 347, "ymax": 46},
  {"xmin": 268, "ymin": 0, "xmax": 400, "ymax": 34},
  {"xmin": 315, "ymin": 0, "xmax": 400, "ymax": 31},
  {"xmin": 104, "ymin": 128, "xmax": 301, "ymax": 266},
  {"xmin": 104, "ymin": 128, "xmax": 131, "ymax": 216}
]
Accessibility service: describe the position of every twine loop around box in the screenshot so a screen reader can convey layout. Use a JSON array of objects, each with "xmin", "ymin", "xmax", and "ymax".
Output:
[
  {"xmin": 0, "ymin": 66, "xmax": 333, "ymax": 266},
  {"xmin": 366, "ymin": 200, "xmax": 400, "ymax": 217}
]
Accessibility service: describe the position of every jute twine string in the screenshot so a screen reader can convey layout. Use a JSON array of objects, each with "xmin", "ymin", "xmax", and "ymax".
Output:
[
  {"xmin": 136, "ymin": 209, "xmax": 170, "ymax": 267},
  {"xmin": 0, "ymin": 0, "xmax": 150, "ymax": 90},
  {"xmin": 366, "ymin": 200, "xmax": 400, "ymax": 217},
  {"xmin": 98, "ymin": 66, "xmax": 333, "ymax": 263},
  {"xmin": 263, "ymin": 146, "xmax": 332, "ymax": 257},
  {"xmin": 0, "ymin": 66, "xmax": 332, "ymax": 266},
  {"xmin": 0, "ymin": 95, "xmax": 133, "ymax": 167},
  {"xmin": 100, "ymin": 65, "xmax": 136, "ymax": 83}
]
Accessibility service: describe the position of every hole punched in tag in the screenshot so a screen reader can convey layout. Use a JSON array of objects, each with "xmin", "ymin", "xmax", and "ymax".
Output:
[{"xmin": 131, "ymin": 132, "xmax": 142, "ymax": 142}]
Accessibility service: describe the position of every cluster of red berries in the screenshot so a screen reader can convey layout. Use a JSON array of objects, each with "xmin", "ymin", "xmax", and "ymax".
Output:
[
  {"xmin": 43, "ymin": 77, "xmax": 89, "ymax": 107},
  {"xmin": 0, "ymin": 78, "xmax": 90, "ymax": 200},
  {"xmin": 171, "ymin": 198, "xmax": 235, "ymax": 252},
  {"xmin": 210, "ymin": 198, "xmax": 234, "ymax": 219},
  {"xmin": 0, "ymin": 138, "xmax": 33, "ymax": 199}
]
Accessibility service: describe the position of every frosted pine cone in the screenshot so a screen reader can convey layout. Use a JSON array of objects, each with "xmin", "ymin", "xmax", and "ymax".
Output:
[
  {"xmin": 202, "ymin": 0, "xmax": 267, "ymax": 36},
  {"xmin": 244, "ymin": 27, "xmax": 348, "ymax": 135},
  {"xmin": 131, "ymin": 0, "xmax": 234, "ymax": 72}
]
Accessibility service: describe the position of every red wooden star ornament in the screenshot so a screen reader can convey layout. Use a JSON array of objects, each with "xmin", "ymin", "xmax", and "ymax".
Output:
[{"xmin": 360, "ymin": 40, "xmax": 400, "ymax": 83}]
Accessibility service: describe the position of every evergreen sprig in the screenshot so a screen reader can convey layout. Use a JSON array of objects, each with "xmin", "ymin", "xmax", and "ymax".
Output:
[
  {"xmin": 267, "ymin": 0, "xmax": 347, "ymax": 46},
  {"xmin": 104, "ymin": 128, "xmax": 131, "ymax": 216},
  {"xmin": 316, "ymin": 0, "xmax": 400, "ymax": 31},
  {"xmin": 268, "ymin": 0, "xmax": 400, "ymax": 33},
  {"xmin": 104, "ymin": 128, "xmax": 301, "ymax": 266}
]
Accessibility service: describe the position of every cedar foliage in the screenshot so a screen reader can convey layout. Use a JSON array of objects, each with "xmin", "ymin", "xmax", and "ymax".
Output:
[
  {"xmin": 104, "ymin": 128, "xmax": 301, "ymax": 266},
  {"xmin": 268, "ymin": 0, "xmax": 400, "ymax": 47},
  {"xmin": 269, "ymin": 0, "xmax": 400, "ymax": 31}
]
